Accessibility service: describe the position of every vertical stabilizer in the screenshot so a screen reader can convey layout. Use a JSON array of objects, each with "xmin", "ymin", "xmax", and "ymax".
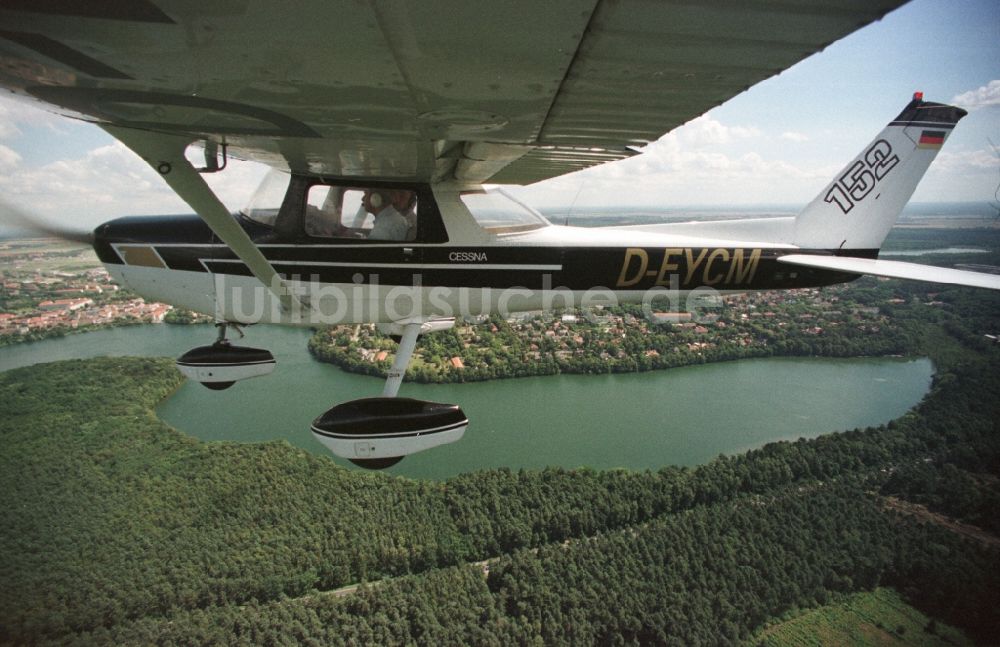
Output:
[{"xmin": 794, "ymin": 95, "xmax": 966, "ymax": 251}]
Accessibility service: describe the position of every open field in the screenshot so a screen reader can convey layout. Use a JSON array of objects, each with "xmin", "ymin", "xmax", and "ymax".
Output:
[
  {"xmin": 751, "ymin": 588, "xmax": 970, "ymax": 646},
  {"xmin": 0, "ymin": 239, "xmax": 99, "ymax": 274}
]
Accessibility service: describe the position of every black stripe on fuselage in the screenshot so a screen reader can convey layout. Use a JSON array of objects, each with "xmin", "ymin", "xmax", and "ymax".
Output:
[
  {"xmin": 113, "ymin": 243, "xmax": 875, "ymax": 292},
  {"xmin": 93, "ymin": 214, "xmax": 874, "ymax": 291}
]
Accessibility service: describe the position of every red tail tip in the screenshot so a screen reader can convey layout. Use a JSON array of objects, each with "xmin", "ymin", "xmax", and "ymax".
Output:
[{"xmin": 913, "ymin": 91, "xmax": 924, "ymax": 101}]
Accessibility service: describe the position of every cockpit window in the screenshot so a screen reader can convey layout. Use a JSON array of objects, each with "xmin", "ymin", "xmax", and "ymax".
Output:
[
  {"xmin": 240, "ymin": 168, "xmax": 290, "ymax": 227},
  {"xmin": 460, "ymin": 188, "xmax": 549, "ymax": 234},
  {"xmin": 305, "ymin": 186, "xmax": 367, "ymax": 237},
  {"xmin": 305, "ymin": 185, "xmax": 418, "ymax": 241}
]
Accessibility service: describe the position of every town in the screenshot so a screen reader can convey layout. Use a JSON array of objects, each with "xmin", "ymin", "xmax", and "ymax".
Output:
[
  {"xmin": 0, "ymin": 239, "xmax": 180, "ymax": 344},
  {"xmin": 307, "ymin": 280, "xmax": 937, "ymax": 384}
]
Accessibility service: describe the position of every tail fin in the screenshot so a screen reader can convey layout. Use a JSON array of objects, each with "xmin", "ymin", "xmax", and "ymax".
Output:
[{"xmin": 794, "ymin": 94, "xmax": 966, "ymax": 251}]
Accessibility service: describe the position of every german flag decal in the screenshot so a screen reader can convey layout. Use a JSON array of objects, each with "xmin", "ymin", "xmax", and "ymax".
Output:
[{"xmin": 917, "ymin": 130, "xmax": 946, "ymax": 149}]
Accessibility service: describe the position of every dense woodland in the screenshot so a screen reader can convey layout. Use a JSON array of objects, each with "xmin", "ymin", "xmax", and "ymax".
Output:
[{"xmin": 1, "ymin": 229, "xmax": 1000, "ymax": 644}]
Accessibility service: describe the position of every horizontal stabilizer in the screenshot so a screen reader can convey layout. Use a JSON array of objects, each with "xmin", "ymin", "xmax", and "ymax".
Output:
[{"xmin": 777, "ymin": 254, "xmax": 1000, "ymax": 291}]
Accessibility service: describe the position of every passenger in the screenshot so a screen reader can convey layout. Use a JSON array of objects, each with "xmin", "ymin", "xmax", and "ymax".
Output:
[
  {"xmin": 391, "ymin": 190, "xmax": 418, "ymax": 241},
  {"xmin": 363, "ymin": 189, "xmax": 409, "ymax": 241}
]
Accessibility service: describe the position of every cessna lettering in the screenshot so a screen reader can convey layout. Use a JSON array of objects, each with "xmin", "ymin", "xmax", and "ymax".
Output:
[
  {"xmin": 449, "ymin": 251, "xmax": 488, "ymax": 262},
  {"xmin": 616, "ymin": 248, "xmax": 762, "ymax": 288}
]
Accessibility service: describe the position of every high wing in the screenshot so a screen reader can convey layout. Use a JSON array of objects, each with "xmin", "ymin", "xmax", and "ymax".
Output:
[{"xmin": 0, "ymin": 0, "xmax": 905, "ymax": 184}]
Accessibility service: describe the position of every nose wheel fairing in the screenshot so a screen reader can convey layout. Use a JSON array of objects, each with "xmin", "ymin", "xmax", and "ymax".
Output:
[
  {"xmin": 175, "ymin": 323, "xmax": 276, "ymax": 389},
  {"xmin": 175, "ymin": 342, "xmax": 277, "ymax": 389}
]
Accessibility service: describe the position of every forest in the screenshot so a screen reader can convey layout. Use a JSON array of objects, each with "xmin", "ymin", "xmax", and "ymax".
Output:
[{"xmin": 2, "ymin": 234, "xmax": 1000, "ymax": 644}]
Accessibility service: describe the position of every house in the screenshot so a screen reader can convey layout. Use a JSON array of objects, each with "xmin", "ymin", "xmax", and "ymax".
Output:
[
  {"xmin": 650, "ymin": 312, "xmax": 692, "ymax": 324},
  {"xmin": 148, "ymin": 305, "xmax": 171, "ymax": 323}
]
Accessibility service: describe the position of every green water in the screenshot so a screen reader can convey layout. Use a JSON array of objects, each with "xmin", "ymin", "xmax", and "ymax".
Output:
[{"xmin": 0, "ymin": 325, "xmax": 933, "ymax": 479}]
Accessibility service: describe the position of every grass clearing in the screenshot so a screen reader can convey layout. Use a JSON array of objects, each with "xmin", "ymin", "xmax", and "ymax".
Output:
[{"xmin": 750, "ymin": 588, "xmax": 971, "ymax": 646}]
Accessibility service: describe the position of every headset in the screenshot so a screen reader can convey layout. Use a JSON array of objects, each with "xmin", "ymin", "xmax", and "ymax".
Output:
[{"xmin": 367, "ymin": 190, "xmax": 391, "ymax": 210}]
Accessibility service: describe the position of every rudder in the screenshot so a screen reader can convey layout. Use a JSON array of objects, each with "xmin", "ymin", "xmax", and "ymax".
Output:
[{"xmin": 793, "ymin": 94, "xmax": 966, "ymax": 252}]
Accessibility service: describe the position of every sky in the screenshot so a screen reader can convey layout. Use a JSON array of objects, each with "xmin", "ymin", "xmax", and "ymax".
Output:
[{"xmin": 0, "ymin": 0, "xmax": 997, "ymax": 233}]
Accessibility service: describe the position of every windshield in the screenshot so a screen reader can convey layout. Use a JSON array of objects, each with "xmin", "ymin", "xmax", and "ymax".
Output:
[
  {"xmin": 240, "ymin": 168, "xmax": 290, "ymax": 226},
  {"xmin": 460, "ymin": 188, "xmax": 549, "ymax": 234}
]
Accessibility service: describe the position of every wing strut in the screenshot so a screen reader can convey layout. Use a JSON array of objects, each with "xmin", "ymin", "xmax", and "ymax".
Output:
[
  {"xmin": 102, "ymin": 126, "xmax": 306, "ymax": 315},
  {"xmin": 378, "ymin": 318, "xmax": 456, "ymax": 397}
]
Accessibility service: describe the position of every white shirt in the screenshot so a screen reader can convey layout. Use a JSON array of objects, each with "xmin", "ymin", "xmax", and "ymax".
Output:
[{"xmin": 368, "ymin": 205, "xmax": 409, "ymax": 241}]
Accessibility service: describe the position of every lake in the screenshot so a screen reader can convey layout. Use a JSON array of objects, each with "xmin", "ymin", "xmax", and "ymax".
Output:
[{"xmin": 0, "ymin": 324, "xmax": 933, "ymax": 479}]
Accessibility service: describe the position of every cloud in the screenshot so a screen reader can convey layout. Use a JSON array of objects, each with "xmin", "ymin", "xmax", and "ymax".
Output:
[
  {"xmin": 931, "ymin": 149, "xmax": 1000, "ymax": 172},
  {"xmin": 0, "ymin": 120, "xmax": 20, "ymax": 140},
  {"xmin": 0, "ymin": 142, "xmax": 177, "ymax": 221},
  {"xmin": 202, "ymin": 157, "xmax": 273, "ymax": 210},
  {"xmin": 0, "ymin": 144, "xmax": 21, "ymax": 171},
  {"xmin": 780, "ymin": 131, "xmax": 809, "ymax": 143},
  {"xmin": 0, "ymin": 93, "xmax": 79, "ymax": 139},
  {"xmin": 0, "ymin": 132, "xmax": 273, "ymax": 228},
  {"xmin": 593, "ymin": 121, "xmax": 820, "ymax": 182},
  {"xmin": 0, "ymin": 93, "xmax": 274, "ymax": 224},
  {"xmin": 606, "ymin": 116, "xmax": 770, "ymax": 178},
  {"xmin": 642, "ymin": 116, "xmax": 761, "ymax": 153},
  {"xmin": 0, "ymin": 101, "xmax": 23, "ymax": 139},
  {"xmin": 515, "ymin": 143, "xmax": 841, "ymax": 208},
  {"xmin": 510, "ymin": 112, "xmax": 868, "ymax": 208},
  {"xmin": 952, "ymin": 80, "xmax": 1000, "ymax": 111}
]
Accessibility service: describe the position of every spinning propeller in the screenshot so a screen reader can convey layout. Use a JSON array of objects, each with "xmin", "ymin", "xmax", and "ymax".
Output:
[{"xmin": 0, "ymin": 199, "xmax": 93, "ymax": 244}]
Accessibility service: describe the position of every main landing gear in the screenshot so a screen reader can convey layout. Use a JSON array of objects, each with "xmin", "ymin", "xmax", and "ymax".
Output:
[
  {"xmin": 310, "ymin": 318, "xmax": 468, "ymax": 469},
  {"xmin": 175, "ymin": 322, "xmax": 276, "ymax": 390},
  {"xmin": 175, "ymin": 318, "xmax": 468, "ymax": 470}
]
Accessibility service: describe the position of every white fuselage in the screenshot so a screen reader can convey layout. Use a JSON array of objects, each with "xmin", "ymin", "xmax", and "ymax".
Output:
[{"xmin": 101, "ymin": 211, "xmax": 809, "ymax": 326}]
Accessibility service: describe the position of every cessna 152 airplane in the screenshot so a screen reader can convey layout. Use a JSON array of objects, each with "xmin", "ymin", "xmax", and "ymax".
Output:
[{"xmin": 2, "ymin": 1, "xmax": 998, "ymax": 468}]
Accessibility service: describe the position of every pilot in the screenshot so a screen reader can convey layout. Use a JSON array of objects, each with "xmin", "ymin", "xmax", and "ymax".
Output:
[
  {"xmin": 305, "ymin": 187, "xmax": 343, "ymax": 237},
  {"xmin": 364, "ymin": 189, "xmax": 409, "ymax": 241}
]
